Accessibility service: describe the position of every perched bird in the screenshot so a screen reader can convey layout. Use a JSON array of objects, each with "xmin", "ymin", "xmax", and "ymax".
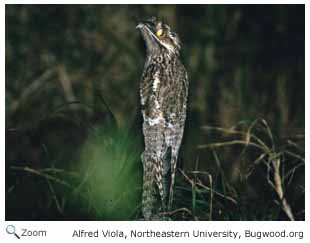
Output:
[{"xmin": 137, "ymin": 18, "xmax": 189, "ymax": 220}]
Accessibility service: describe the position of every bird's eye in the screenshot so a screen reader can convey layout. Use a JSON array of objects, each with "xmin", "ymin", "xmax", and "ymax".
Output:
[{"xmin": 156, "ymin": 29, "xmax": 164, "ymax": 37}]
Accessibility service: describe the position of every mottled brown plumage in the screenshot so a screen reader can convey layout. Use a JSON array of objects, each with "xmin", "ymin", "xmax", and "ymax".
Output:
[{"xmin": 137, "ymin": 17, "xmax": 188, "ymax": 220}]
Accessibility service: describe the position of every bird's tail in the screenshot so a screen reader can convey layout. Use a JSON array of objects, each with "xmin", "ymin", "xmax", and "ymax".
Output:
[{"xmin": 141, "ymin": 154, "xmax": 157, "ymax": 220}]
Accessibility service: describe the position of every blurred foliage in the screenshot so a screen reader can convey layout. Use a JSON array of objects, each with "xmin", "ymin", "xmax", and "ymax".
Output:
[{"xmin": 6, "ymin": 5, "xmax": 304, "ymax": 220}]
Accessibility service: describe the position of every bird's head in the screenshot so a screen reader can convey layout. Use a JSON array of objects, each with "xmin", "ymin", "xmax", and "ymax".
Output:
[{"xmin": 137, "ymin": 17, "xmax": 181, "ymax": 57}]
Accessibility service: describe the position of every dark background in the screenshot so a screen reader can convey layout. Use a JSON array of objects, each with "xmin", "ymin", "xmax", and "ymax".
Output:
[{"xmin": 6, "ymin": 5, "xmax": 305, "ymax": 220}]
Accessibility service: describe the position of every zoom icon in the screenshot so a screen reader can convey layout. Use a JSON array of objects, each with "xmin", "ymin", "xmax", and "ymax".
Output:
[{"xmin": 6, "ymin": 225, "xmax": 20, "ymax": 239}]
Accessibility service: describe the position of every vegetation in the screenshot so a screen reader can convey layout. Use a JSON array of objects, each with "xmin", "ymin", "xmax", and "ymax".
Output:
[{"xmin": 6, "ymin": 5, "xmax": 304, "ymax": 220}]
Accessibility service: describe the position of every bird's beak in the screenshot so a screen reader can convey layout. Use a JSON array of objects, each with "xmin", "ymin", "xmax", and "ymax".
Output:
[
  {"xmin": 136, "ymin": 23, "xmax": 144, "ymax": 29},
  {"xmin": 137, "ymin": 22, "xmax": 161, "ymax": 55}
]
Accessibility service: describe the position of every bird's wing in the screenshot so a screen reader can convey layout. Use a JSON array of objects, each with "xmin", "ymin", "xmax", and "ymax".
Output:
[{"xmin": 159, "ymin": 64, "xmax": 188, "ymax": 126}]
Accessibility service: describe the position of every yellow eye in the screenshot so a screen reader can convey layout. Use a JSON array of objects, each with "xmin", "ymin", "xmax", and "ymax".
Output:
[{"xmin": 156, "ymin": 29, "xmax": 164, "ymax": 37}]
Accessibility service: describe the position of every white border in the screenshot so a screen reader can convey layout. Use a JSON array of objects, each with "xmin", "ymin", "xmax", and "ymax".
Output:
[
  {"xmin": 304, "ymin": 2, "xmax": 309, "ymax": 224},
  {"xmin": 1, "ymin": 1, "xmax": 308, "ymax": 243},
  {"xmin": 2, "ymin": 0, "xmax": 309, "ymax": 4},
  {"xmin": 0, "ymin": 221, "xmax": 309, "ymax": 242},
  {"xmin": 1, "ymin": 0, "xmax": 5, "ymax": 231}
]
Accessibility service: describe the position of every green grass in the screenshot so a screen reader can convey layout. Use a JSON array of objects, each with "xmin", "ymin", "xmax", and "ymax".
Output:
[
  {"xmin": 169, "ymin": 119, "xmax": 304, "ymax": 220},
  {"xmin": 6, "ymin": 99, "xmax": 304, "ymax": 221}
]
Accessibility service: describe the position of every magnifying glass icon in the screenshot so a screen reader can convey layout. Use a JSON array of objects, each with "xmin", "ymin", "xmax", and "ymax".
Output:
[{"xmin": 6, "ymin": 225, "xmax": 20, "ymax": 239}]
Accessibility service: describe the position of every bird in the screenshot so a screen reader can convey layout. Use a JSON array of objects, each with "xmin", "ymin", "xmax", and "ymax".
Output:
[{"xmin": 137, "ymin": 17, "xmax": 189, "ymax": 220}]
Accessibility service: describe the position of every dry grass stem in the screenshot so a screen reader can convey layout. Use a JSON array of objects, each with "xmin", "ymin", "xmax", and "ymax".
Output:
[{"xmin": 268, "ymin": 159, "xmax": 295, "ymax": 221}]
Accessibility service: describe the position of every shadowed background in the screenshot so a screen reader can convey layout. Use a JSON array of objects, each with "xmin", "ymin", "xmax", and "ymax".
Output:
[{"xmin": 6, "ymin": 5, "xmax": 304, "ymax": 220}]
